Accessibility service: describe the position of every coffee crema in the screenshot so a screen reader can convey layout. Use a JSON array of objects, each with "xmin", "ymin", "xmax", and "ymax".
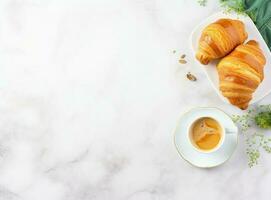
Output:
[{"xmin": 191, "ymin": 117, "xmax": 222, "ymax": 151}]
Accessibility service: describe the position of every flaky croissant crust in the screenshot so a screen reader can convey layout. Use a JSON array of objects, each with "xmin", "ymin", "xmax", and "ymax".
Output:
[
  {"xmin": 196, "ymin": 18, "xmax": 248, "ymax": 64},
  {"xmin": 217, "ymin": 40, "xmax": 266, "ymax": 110}
]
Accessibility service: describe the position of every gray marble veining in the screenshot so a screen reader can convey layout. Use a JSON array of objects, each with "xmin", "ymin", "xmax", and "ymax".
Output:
[{"xmin": 0, "ymin": 0, "xmax": 270, "ymax": 199}]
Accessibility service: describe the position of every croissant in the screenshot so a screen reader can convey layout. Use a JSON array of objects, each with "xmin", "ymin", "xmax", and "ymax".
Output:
[
  {"xmin": 217, "ymin": 40, "xmax": 266, "ymax": 110},
  {"xmin": 196, "ymin": 18, "xmax": 248, "ymax": 64}
]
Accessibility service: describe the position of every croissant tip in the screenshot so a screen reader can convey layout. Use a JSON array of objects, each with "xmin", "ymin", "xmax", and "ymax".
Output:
[
  {"xmin": 239, "ymin": 106, "xmax": 248, "ymax": 110},
  {"xmin": 227, "ymin": 97, "xmax": 250, "ymax": 110},
  {"xmin": 196, "ymin": 53, "xmax": 210, "ymax": 65},
  {"xmin": 247, "ymin": 40, "xmax": 259, "ymax": 46},
  {"xmin": 236, "ymin": 102, "xmax": 249, "ymax": 110}
]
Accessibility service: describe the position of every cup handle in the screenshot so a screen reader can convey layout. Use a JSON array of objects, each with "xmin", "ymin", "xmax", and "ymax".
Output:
[{"xmin": 225, "ymin": 128, "xmax": 237, "ymax": 134}]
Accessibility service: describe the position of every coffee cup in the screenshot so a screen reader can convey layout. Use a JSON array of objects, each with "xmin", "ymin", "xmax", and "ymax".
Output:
[{"xmin": 187, "ymin": 116, "xmax": 230, "ymax": 153}]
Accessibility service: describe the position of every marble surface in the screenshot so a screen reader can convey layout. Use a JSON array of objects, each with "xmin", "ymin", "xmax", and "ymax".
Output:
[{"xmin": 0, "ymin": 0, "xmax": 271, "ymax": 199}]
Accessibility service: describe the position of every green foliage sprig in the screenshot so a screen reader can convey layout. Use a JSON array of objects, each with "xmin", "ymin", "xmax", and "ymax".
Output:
[
  {"xmin": 196, "ymin": 0, "xmax": 249, "ymax": 16},
  {"xmin": 219, "ymin": 0, "xmax": 245, "ymax": 14},
  {"xmin": 197, "ymin": 0, "xmax": 208, "ymax": 6},
  {"xmin": 255, "ymin": 111, "xmax": 271, "ymax": 129},
  {"xmin": 245, "ymin": 133, "xmax": 271, "ymax": 167},
  {"xmin": 232, "ymin": 105, "xmax": 271, "ymax": 167}
]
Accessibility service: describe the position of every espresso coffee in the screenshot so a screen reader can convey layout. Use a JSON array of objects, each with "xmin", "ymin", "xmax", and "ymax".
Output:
[{"xmin": 190, "ymin": 117, "xmax": 222, "ymax": 151}]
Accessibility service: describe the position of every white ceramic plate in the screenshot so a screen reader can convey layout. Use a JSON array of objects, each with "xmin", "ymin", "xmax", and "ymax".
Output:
[
  {"xmin": 190, "ymin": 11, "xmax": 271, "ymax": 105},
  {"xmin": 174, "ymin": 107, "xmax": 238, "ymax": 168}
]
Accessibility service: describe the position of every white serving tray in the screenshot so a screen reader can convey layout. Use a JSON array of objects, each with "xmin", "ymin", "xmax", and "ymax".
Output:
[{"xmin": 190, "ymin": 11, "xmax": 271, "ymax": 106}]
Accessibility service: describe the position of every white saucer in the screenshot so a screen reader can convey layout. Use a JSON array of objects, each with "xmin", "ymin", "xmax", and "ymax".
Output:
[{"xmin": 173, "ymin": 107, "xmax": 238, "ymax": 168}]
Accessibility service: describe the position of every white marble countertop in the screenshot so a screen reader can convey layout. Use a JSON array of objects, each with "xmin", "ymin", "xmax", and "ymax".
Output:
[{"xmin": 1, "ymin": 0, "xmax": 271, "ymax": 199}]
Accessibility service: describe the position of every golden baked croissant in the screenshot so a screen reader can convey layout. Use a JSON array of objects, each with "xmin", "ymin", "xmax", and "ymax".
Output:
[
  {"xmin": 217, "ymin": 40, "xmax": 266, "ymax": 110},
  {"xmin": 196, "ymin": 18, "xmax": 248, "ymax": 64}
]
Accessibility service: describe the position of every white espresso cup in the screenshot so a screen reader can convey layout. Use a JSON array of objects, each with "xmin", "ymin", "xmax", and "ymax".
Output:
[{"xmin": 187, "ymin": 116, "xmax": 231, "ymax": 153}]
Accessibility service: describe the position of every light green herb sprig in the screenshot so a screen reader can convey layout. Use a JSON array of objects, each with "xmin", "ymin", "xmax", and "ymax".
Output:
[
  {"xmin": 232, "ymin": 108, "xmax": 256, "ymax": 132},
  {"xmin": 232, "ymin": 105, "xmax": 271, "ymax": 167},
  {"xmin": 197, "ymin": 0, "xmax": 207, "ymax": 6},
  {"xmin": 245, "ymin": 132, "xmax": 271, "ymax": 167},
  {"xmin": 219, "ymin": 0, "xmax": 246, "ymax": 15},
  {"xmin": 196, "ymin": 0, "xmax": 248, "ymax": 16}
]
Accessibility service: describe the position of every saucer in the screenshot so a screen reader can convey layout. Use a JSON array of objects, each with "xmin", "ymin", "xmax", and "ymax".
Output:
[{"xmin": 173, "ymin": 107, "xmax": 238, "ymax": 168}]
